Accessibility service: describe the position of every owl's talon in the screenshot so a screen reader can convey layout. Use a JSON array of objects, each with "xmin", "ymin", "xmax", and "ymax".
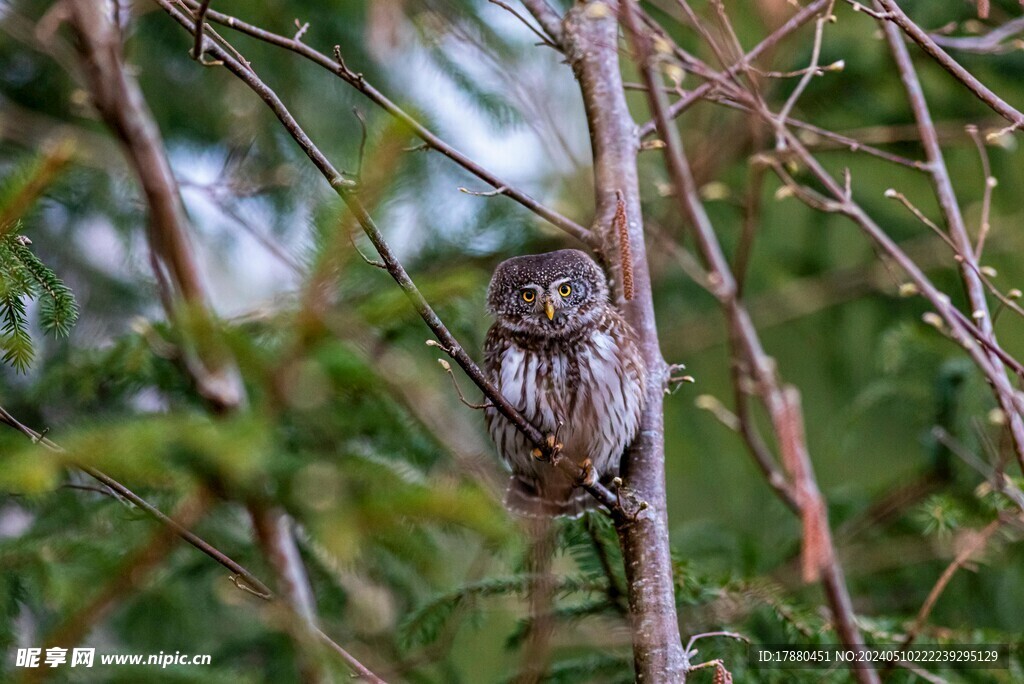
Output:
[
  {"xmin": 531, "ymin": 447, "xmax": 544, "ymax": 460},
  {"xmin": 538, "ymin": 433, "xmax": 563, "ymax": 463},
  {"xmin": 574, "ymin": 458, "xmax": 597, "ymax": 488}
]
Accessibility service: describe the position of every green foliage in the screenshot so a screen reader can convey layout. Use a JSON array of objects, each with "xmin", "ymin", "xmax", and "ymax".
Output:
[
  {"xmin": 917, "ymin": 493, "xmax": 965, "ymax": 537},
  {"xmin": 527, "ymin": 653, "xmax": 632, "ymax": 684},
  {"xmin": 3, "ymin": 0, "xmax": 1024, "ymax": 681},
  {"xmin": 398, "ymin": 573, "xmax": 601, "ymax": 651},
  {"xmin": 0, "ymin": 146, "xmax": 79, "ymax": 372},
  {"xmin": 0, "ymin": 231, "xmax": 78, "ymax": 371}
]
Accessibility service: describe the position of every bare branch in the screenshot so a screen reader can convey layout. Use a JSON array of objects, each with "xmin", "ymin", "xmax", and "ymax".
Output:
[
  {"xmin": 0, "ymin": 405, "xmax": 387, "ymax": 681},
  {"xmin": 190, "ymin": 0, "xmax": 212, "ymax": 62},
  {"xmin": 931, "ymin": 16, "xmax": 1024, "ymax": 54},
  {"xmin": 517, "ymin": 0, "xmax": 565, "ymax": 46},
  {"xmin": 870, "ymin": 0, "xmax": 1024, "ymax": 131},
  {"xmin": 637, "ymin": 0, "xmax": 830, "ymax": 138},
  {"xmin": 621, "ymin": 3, "xmax": 877, "ymax": 680},
  {"xmin": 174, "ymin": 0, "xmax": 593, "ymax": 246},
  {"xmin": 315, "ymin": 628, "xmax": 388, "ymax": 684},
  {"xmin": 67, "ymin": 0, "xmax": 243, "ymax": 410},
  {"xmin": 874, "ymin": 6, "xmax": 1024, "ymax": 469},
  {"xmin": 684, "ymin": 630, "xmax": 749, "ymax": 657},
  {"xmin": 488, "ymin": 0, "xmax": 559, "ymax": 49},
  {"xmin": 898, "ymin": 517, "xmax": 1006, "ymax": 654},
  {"xmin": 458, "ymin": 184, "xmax": 508, "ymax": 197},
  {"xmin": 431, "ymin": 353, "xmax": 493, "ymax": 410},
  {"xmin": 66, "ymin": 7, "xmax": 344, "ymax": 682},
  {"xmin": 775, "ymin": 2, "xmax": 835, "ymax": 135},
  {"xmin": 966, "ymin": 125, "xmax": 995, "ymax": 258}
]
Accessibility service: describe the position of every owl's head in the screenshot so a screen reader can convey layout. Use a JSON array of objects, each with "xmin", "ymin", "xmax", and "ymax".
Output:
[{"xmin": 487, "ymin": 249, "xmax": 610, "ymax": 336}]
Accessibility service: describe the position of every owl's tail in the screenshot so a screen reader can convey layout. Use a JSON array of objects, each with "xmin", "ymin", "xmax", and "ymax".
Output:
[{"xmin": 504, "ymin": 475, "xmax": 601, "ymax": 518}]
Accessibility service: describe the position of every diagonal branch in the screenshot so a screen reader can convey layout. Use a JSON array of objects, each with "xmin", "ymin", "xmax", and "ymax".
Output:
[
  {"xmin": 0, "ymin": 405, "xmax": 386, "ymax": 683},
  {"xmin": 932, "ymin": 16, "xmax": 1024, "ymax": 54},
  {"xmin": 153, "ymin": 0, "xmax": 623, "ymax": 517},
  {"xmin": 65, "ymin": 5, "xmax": 334, "ymax": 681},
  {"xmin": 637, "ymin": 0, "xmax": 829, "ymax": 138},
  {"xmin": 67, "ymin": 0, "xmax": 243, "ymax": 411},
  {"xmin": 871, "ymin": 0, "xmax": 1024, "ymax": 133},
  {"xmin": 174, "ymin": 0, "xmax": 593, "ymax": 246},
  {"xmin": 875, "ymin": 5, "xmax": 1024, "ymax": 475},
  {"xmin": 517, "ymin": 0, "xmax": 565, "ymax": 46},
  {"xmin": 897, "ymin": 516, "xmax": 1005, "ymax": 654},
  {"xmin": 661, "ymin": 0, "xmax": 1024, "ymax": 470},
  {"xmin": 621, "ymin": 3, "xmax": 877, "ymax": 681}
]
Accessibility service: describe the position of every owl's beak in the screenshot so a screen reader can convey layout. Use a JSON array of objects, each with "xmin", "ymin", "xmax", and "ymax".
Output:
[{"xmin": 543, "ymin": 299, "xmax": 555, "ymax": 321}]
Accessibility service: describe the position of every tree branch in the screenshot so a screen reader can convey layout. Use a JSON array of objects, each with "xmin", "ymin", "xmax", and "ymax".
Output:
[
  {"xmin": 931, "ymin": 16, "xmax": 1024, "ymax": 54},
  {"xmin": 562, "ymin": 1, "xmax": 687, "ymax": 679},
  {"xmin": 174, "ymin": 0, "xmax": 593, "ymax": 246},
  {"xmin": 66, "ymin": 5, "xmax": 333, "ymax": 681},
  {"xmin": 875, "ymin": 5, "xmax": 1024, "ymax": 472},
  {"xmin": 67, "ymin": 0, "xmax": 243, "ymax": 410},
  {"xmin": 518, "ymin": 0, "xmax": 565, "ymax": 46},
  {"xmin": 622, "ymin": 4, "xmax": 877, "ymax": 681},
  {"xmin": 637, "ymin": 0, "xmax": 829, "ymax": 138},
  {"xmin": 871, "ymin": 0, "xmax": 1024, "ymax": 133},
  {"xmin": 0, "ymin": 404, "xmax": 387, "ymax": 683}
]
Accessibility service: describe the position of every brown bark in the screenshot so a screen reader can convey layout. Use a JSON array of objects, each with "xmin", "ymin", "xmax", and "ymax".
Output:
[{"xmin": 561, "ymin": 2, "xmax": 688, "ymax": 680}]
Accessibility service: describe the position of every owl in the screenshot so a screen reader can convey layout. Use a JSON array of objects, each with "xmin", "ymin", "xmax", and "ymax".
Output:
[{"xmin": 483, "ymin": 249, "xmax": 647, "ymax": 517}]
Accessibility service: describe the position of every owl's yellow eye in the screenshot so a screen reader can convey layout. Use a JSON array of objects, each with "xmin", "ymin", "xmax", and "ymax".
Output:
[
  {"xmin": 522, "ymin": 290, "xmax": 536, "ymax": 303},
  {"xmin": 558, "ymin": 284, "xmax": 572, "ymax": 297}
]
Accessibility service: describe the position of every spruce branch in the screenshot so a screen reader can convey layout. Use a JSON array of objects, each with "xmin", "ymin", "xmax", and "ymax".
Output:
[{"xmin": 0, "ymin": 229, "xmax": 78, "ymax": 371}]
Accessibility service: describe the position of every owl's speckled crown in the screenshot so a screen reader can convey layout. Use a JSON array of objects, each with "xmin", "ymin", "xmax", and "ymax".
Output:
[{"xmin": 486, "ymin": 249, "xmax": 608, "ymax": 313}]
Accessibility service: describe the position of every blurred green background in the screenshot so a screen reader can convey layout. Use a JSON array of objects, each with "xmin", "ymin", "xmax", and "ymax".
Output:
[{"xmin": 1, "ymin": 0, "xmax": 1023, "ymax": 681}]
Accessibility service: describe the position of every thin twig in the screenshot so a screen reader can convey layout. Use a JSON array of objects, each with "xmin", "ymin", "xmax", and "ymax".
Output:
[
  {"xmin": 931, "ymin": 16, "xmax": 1024, "ymax": 54},
  {"xmin": 488, "ymin": 0, "xmax": 559, "ymax": 49},
  {"xmin": 775, "ymin": 1, "xmax": 834, "ymax": 137},
  {"xmin": 638, "ymin": 0, "xmax": 830, "ymax": 138},
  {"xmin": 874, "ymin": 5, "xmax": 1024, "ymax": 469},
  {"xmin": 190, "ymin": 0, "xmax": 212, "ymax": 61},
  {"xmin": 352, "ymin": 107, "xmax": 368, "ymax": 182},
  {"xmin": 896, "ymin": 517, "xmax": 1005, "ymax": 656},
  {"xmin": 934, "ymin": 427, "xmax": 1024, "ymax": 511},
  {"xmin": 966, "ymin": 125, "xmax": 995, "ymax": 259},
  {"xmin": 684, "ymin": 630, "xmax": 749, "ymax": 657},
  {"xmin": 869, "ymin": 0, "xmax": 1024, "ymax": 131},
  {"xmin": 432, "ymin": 353, "xmax": 493, "ymax": 410},
  {"xmin": 517, "ymin": 0, "xmax": 565, "ymax": 46},
  {"xmin": 174, "ymin": 0, "xmax": 593, "ymax": 246},
  {"xmin": 315, "ymin": 628, "xmax": 388, "ymax": 684},
  {"xmin": 458, "ymin": 184, "xmax": 507, "ymax": 197}
]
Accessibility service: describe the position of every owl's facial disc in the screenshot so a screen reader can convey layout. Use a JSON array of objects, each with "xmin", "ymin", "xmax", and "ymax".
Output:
[{"xmin": 487, "ymin": 250, "xmax": 610, "ymax": 337}]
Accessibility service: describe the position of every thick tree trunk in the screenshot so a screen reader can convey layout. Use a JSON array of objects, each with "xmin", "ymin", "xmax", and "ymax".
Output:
[{"xmin": 562, "ymin": 3, "xmax": 687, "ymax": 681}]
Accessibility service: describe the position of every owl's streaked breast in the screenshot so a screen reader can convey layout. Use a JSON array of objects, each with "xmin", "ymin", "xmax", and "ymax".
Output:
[{"xmin": 485, "ymin": 314, "xmax": 646, "ymax": 480}]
